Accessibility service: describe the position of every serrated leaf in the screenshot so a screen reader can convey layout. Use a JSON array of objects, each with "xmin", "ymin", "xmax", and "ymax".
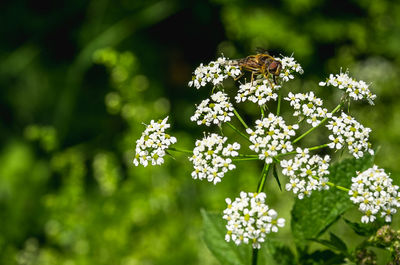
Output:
[
  {"xmin": 329, "ymin": 232, "xmax": 347, "ymax": 252},
  {"xmin": 309, "ymin": 233, "xmax": 347, "ymax": 253},
  {"xmin": 272, "ymin": 163, "xmax": 282, "ymax": 191},
  {"xmin": 309, "ymin": 238, "xmax": 340, "ymax": 251},
  {"xmin": 263, "ymin": 240, "xmax": 296, "ymax": 265},
  {"xmin": 201, "ymin": 209, "xmax": 251, "ymax": 265},
  {"xmin": 343, "ymin": 218, "xmax": 383, "ymax": 237},
  {"xmin": 291, "ymin": 155, "xmax": 374, "ymax": 248},
  {"xmin": 303, "ymin": 250, "xmax": 346, "ymax": 265}
]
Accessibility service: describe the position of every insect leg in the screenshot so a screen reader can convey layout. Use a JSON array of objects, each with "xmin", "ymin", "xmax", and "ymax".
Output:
[
  {"xmin": 234, "ymin": 72, "xmax": 244, "ymax": 81},
  {"xmin": 234, "ymin": 66, "xmax": 245, "ymax": 81},
  {"xmin": 251, "ymin": 72, "xmax": 255, "ymax": 85},
  {"xmin": 262, "ymin": 69, "xmax": 274, "ymax": 87}
]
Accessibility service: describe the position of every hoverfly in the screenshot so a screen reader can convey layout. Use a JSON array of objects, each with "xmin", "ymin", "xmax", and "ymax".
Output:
[{"xmin": 229, "ymin": 49, "xmax": 282, "ymax": 85}]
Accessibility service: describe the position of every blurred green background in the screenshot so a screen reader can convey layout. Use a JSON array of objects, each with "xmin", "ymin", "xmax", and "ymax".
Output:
[{"xmin": 1, "ymin": 0, "xmax": 400, "ymax": 264}]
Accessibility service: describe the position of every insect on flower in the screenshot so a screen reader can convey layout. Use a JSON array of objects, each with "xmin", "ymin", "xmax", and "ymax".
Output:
[{"xmin": 229, "ymin": 49, "xmax": 282, "ymax": 84}]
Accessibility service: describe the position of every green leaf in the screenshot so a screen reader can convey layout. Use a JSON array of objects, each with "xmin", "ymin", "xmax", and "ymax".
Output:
[
  {"xmin": 329, "ymin": 232, "xmax": 347, "ymax": 252},
  {"xmin": 272, "ymin": 163, "xmax": 282, "ymax": 191},
  {"xmin": 303, "ymin": 250, "xmax": 346, "ymax": 265},
  {"xmin": 309, "ymin": 238, "xmax": 340, "ymax": 251},
  {"xmin": 263, "ymin": 240, "xmax": 296, "ymax": 265},
  {"xmin": 201, "ymin": 209, "xmax": 251, "ymax": 265},
  {"xmin": 291, "ymin": 155, "xmax": 374, "ymax": 248},
  {"xmin": 343, "ymin": 218, "xmax": 384, "ymax": 237},
  {"xmin": 309, "ymin": 233, "xmax": 347, "ymax": 253}
]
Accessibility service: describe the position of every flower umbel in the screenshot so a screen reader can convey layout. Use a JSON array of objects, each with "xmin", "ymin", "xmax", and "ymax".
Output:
[
  {"xmin": 247, "ymin": 113, "xmax": 298, "ymax": 164},
  {"xmin": 133, "ymin": 117, "xmax": 177, "ymax": 167},
  {"xmin": 319, "ymin": 72, "xmax": 376, "ymax": 104},
  {"xmin": 285, "ymin": 92, "xmax": 331, "ymax": 127},
  {"xmin": 326, "ymin": 112, "xmax": 374, "ymax": 159},
  {"xmin": 223, "ymin": 192, "xmax": 285, "ymax": 249},
  {"xmin": 349, "ymin": 165, "xmax": 400, "ymax": 223},
  {"xmin": 278, "ymin": 56, "xmax": 304, "ymax": 82},
  {"xmin": 189, "ymin": 133, "xmax": 240, "ymax": 184},
  {"xmin": 188, "ymin": 57, "xmax": 241, "ymax": 89},
  {"xmin": 191, "ymin": 91, "xmax": 234, "ymax": 126},
  {"xmin": 280, "ymin": 148, "xmax": 330, "ymax": 199},
  {"xmin": 235, "ymin": 79, "xmax": 280, "ymax": 106}
]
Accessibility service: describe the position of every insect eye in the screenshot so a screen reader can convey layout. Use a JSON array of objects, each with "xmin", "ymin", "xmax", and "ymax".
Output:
[{"xmin": 269, "ymin": 62, "xmax": 277, "ymax": 70}]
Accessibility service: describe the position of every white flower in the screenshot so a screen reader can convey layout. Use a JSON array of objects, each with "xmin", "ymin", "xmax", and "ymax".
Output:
[
  {"xmin": 191, "ymin": 91, "xmax": 234, "ymax": 126},
  {"xmin": 133, "ymin": 117, "xmax": 177, "ymax": 167},
  {"xmin": 319, "ymin": 72, "xmax": 376, "ymax": 104},
  {"xmin": 326, "ymin": 112, "xmax": 374, "ymax": 159},
  {"xmin": 278, "ymin": 56, "xmax": 304, "ymax": 82},
  {"xmin": 280, "ymin": 149, "xmax": 331, "ymax": 199},
  {"xmin": 223, "ymin": 192, "xmax": 285, "ymax": 249},
  {"xmin": 235, "ymin": 79, "xmax": 280, "ymax": 106},
  {"xmin": 349, "ymin": 165, "xmax": 400, "ymax": 223},
  {"xmin": 247, "ymin": 114, "xmax": 297, "ymax": 164},
  {"xmin": 188, "ymin": 57, "xmax": 241, "ymax": 89},
  {"xmin": 189, "ymin": 133, "xmax": 240, "ymax": 184},
  {"xmin": 284, "ymin": 92, "xmax": 330, "ymax": 127}
]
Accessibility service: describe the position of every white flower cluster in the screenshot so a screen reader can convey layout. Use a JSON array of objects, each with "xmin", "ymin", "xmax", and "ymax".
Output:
[
  {"xmin": 349, "ymin": 165, "xmax": 400, "ymax": 223},
  {"xmin": 319, "ymin": 72, "xmax": 376, "ymax": 104},
  {"xmin": 326, "ymin": 112, "xmax": 374, "ymax": 159},
  {"xmin": 189, "ymin": 133, "xmax": 240, "ymax": 184},
  {"xmin": 280, "ymin": 148, "xmax": 330, "ymax": 199},
  {"xmin": 188, "ymin": 57, "xmax": 241, "ymax": 89},
  {"xmin": 246, "ymin": 114, "xmax": 297, "ymax": 164},
  {"xmin": 278, "ymin": 56, "xmax": 304, "ymax": 82},
  {"xmin": 235, "ymin": 79, "xmax": 280, "ymax": 106},
  {"xmin": 285, "ymin": 92, "xmax": 331, "ymax": 127},
  {"xmin": 223, "ymin": 192, "xmax": 285, "ymax": 249},
  {"xmin": 133, "ymin": 117, "xmax": 177, "ymax": 167},
  {"xmin": 191, "ymin": 91, "xmax": 234, "ymax": 126}
]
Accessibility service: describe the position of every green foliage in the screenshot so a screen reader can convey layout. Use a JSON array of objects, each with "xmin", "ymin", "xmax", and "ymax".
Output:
[
  {"xmin": 291, "ymin": 155, "xmax": 374, "ymax": 248},
  {"xmin": 201, "ymin": 210, "xmax": 251, "ymax": 265},
  {"xmin": 310, "ymin": 232, "xmax": 348, "ymax": 254},
  {"xmin": 263, "ymin": 240, "xmax": 296, "ymax": 265},
  {"xmin": 344, "ymin": 218, "xmax": 384, "ymax": 237},
  {"xmin": 272, "ymin": 163, "xmax": 282, "ymax": 191},
  {"xmin": 201, "ymin": 210, "xmax": 296, "ymax": 265}
]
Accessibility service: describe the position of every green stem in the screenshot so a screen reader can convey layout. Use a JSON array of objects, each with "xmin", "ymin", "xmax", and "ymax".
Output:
[
  {"xmin": 273, "ymin": 156, "xmax": 281, "ymax": 163},
  {"xmin": 260, "ymin": 106, "xmax": 265, "ymax": 119},
  {"xmin": 253, "ymin": 163, "xmax": 272, "ymax": 265},
  {"xmin": 292, "ymin": 104, "xmax": 342, "ymax": 144},
  {"xmin": 252, "ymin": 248, "xmax": 259, "ymax": 265},
  {"xmin": 231, "ymin": 157, "xmax": 260, "ymax": 162},
  {"xmin": 237, "ymin": 154, "xmax": 259, "ymax": 158},
  {"xmin": 233, "ymin": 107, "xmax": 249, "ymax": 129},
  {"xmin": 226, "ymin": 122, "xmax": 252, "ymax": 143},
  {"xmin": 309, "ymin": 143, "xmax": 329, "ymax": 151},
  {"xmin": 275, "ymin": 143, "xmax": 330, "ymax": 158},
  {"xmin": 277, "ymin": 91, "xmax": 282, "ymax": 116},
  {"xmin": 311, "ymin": 176, "xmax": 349, "ymax": 192},
  {"xmin": 168, "ymin": 147, "xmax": 193, "ymax": 154},
  {"xmin": 257, "ymin": 163, "xmax": 271, "ymax": 193}
]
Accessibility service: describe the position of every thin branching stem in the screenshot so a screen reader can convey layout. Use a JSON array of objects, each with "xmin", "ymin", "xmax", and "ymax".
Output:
[
  {"xmin": 252, "ymin": 248, "xmax": 259, "ymax": 265},
  {"xmin": 233, "ymin": 107, "xmax": 249, "ymax": 129},
  {"xmin": 311, "ymin": 176, "xmax": 349, "ymax": 192},
  {"xmin": 226, "ymin": 122, "xmax": 252, "ymax": 143},
  {"xmin": 292, "ymin": 103, "xmax": 342, "ymax": 144},
  {"xmin": 168, "ymin": 147, "xmax": 193, "ymax": 154},
  {"xmin": 277, "ymin": 90, "xmax": 282, "ymax": 116},
  {"xmin": 231, "ymin": 157, "xmax": 260, "ymax": 162},
  {"xmin": 257, "ymin": 163, "xmax": 271, "ymax": 193},
  {"xmin": 275, "ymin": 143, "xmax": 329, "ymax": 158}
]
